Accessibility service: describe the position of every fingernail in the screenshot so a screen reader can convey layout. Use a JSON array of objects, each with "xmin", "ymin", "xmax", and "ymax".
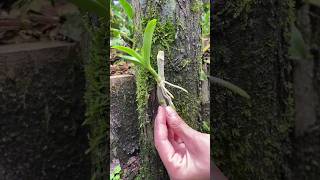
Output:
[{"xmin": 165, "ymin": 106, "xmax": 177, "ymax": 117}]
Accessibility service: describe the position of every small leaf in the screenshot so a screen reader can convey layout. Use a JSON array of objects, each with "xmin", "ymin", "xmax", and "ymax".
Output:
[
  {"xmin": 112, "ymin": 46, "xmax": 143, "ymax": 62},
  {"xmin": 119, "ymin": 55, "xmax": 142, "ymax": 65},
  {"xmin": 114, "ymin": 174, "xmax": 120, "ymax": 180},
  {"xmin": 209, "ymin": 76, "xmax": 250, "ymax": 99},
  {"xmin": 142, "ymin": 19, "xmax": 157, "ymax": 67},
  {"xmin": 289, "ymin": 24, "xmax": 308, "ymax": 60},
  {"xmin": 114, "ymin": 165, "xmax": 121, "ymax": 173},
  {"xmin": 202, "ymin": 121, "xmax": 210, "ymax": 133},
  {"xmin": 119, "ymin": 0, "xmax": 134, "ymax": 19},
  {"xmin": 200, "ymin": 68, "xmax": 208, "ymax": 81}
]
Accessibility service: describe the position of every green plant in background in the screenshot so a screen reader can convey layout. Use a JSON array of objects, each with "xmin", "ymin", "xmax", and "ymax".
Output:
[
  {"xmin": 201, "ymin": 2, "xmax": 210, "ymax": 38},
  {"xmin": 69, "ymin": 0, "xmax": 107, "ymax": 17},
  {"xmin": 288, "ymin": 0, "xmax": 320, "ymax": 61},
  {"xmin": 201, "ymin": 121, "xmax": 210, "ymax": 133},
  {"xmin": 289, "ymin": 24, "xmax": 309, "ymax": 60},
  {"xmin": 110, "ymin": 0, "xmax": 134, "ymax": 46},
  {"xmin": 110, "ymin": 165, "xmax": 122, "ymax": 180},
  {"xmin": 69, "ymin": 1, "xmax": 109, "ymax": 180},
  {"xmin": 112, "ymin": 19, "xmax": 188, "ymax": 108}
]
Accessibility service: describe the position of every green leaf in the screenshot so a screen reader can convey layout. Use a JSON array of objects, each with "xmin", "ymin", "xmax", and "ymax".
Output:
[
  {"xmin": 119, "ymin": 0, "xmax": 134, "ymax": 19},
  {"xmin": 289, "ymin": 24, "xmax": 308, "ymax": 60},
  {"xmin": 114, "ymin": 174, "xmax": 120, "ymax": 180},
  {"xmin": 201, "ymin": 121, "xmax": 210, "ymax": 133},
  {"xmin": 142, "ymin": 19, "xmax": 157, "ymax": 67},
  {"xmin": 112, "ymin": 46, "xmax": 143, "ymax": 62},
  {"xmin": 111, "ymin": 28, "xmax": 121, "ymax": 37},
  {"xmin": 209, "ymin": 76, "xmax": 250, "ymax": 99},
  {"xmin": 114, "ymin": 165, "xmax": 121, "ymax": 173},
  {"xmin": 119, "ymin": 55, "xmax": 142, "ymax": 65},
  {"xmin": 200, "ymin": 68, "xmax": 208, "ymax": 81},
  {"xmin": 69, "ymin": 0, "xmax": 107, "ymax": 17}
]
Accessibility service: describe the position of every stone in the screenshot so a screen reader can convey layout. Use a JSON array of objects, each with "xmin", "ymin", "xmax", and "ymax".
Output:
[
  {"xmin": 110, "ymin": 74, "xmax": 139, "ymax": 165},
  {"xmin": 0, "ymin": 42, "xmax": 90, "ymax": 179}
]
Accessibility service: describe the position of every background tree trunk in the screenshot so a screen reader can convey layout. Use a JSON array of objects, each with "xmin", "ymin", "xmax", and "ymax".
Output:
[
  {"xmin": 292, "ymin": 1, "xmax": 320, "ymax": 179},
  {"xmin": 132, "ymin": 0, "xmax": 202, "ymax": 179},
  {"xmin": 212, "ymin": 0, "xmax": 294, "ymax": 179},
  {"xmin": 82, "ymin": 15, "xmax": 109, "ymax": 180}
]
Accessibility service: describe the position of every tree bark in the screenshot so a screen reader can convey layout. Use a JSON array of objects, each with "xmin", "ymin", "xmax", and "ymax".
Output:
[
  {"xmin": 132, "ymin": 0, "xmax": 202, "ymax": 179},
  {"xmin": 292, "ymin": 2, "xmax": 320, "ymax": 179},
  {"xmin": 212, "ymin": 0, "xmax": 294, "ymax": 179},
  {"xmin": 82, "ymin": 15, "xmax": 109, "ymax": 180}
]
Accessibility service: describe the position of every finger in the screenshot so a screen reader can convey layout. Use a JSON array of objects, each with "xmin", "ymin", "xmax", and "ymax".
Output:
[
  {"xmin": 174, "ymin": 133, "xmax": 183, "ymax": 144},
  {"xmin": 154, "ymin": 106, "xmax": 175, "ymax": 168},
  {"xmin": 165, "ymin": 106, "xmax": 196, "ymax": 146},
  {"xmin": 169, "ymin": 138, "xmax": 186, "ymax": 154},
  {"xmin": 167, "ymin": 129, "xmax": 186, "ymax": 155}
]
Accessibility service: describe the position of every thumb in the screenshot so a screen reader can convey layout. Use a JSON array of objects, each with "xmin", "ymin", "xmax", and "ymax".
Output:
[{"xmin": 165, "ymin": 106, "xmax": 196, "ymax": 145}]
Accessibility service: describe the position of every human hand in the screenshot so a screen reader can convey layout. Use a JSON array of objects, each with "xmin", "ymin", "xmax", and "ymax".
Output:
[{"xmin": 154, "ymin": 106, "xmax": 210, "ymax": 180}]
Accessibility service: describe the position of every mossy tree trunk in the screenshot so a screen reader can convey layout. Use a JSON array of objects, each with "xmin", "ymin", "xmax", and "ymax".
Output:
[
  {"xmin": 82, "ymin": 15, "xmax": 109, "ymax": 180},
  {"xmin": 132, "ymin": 0, "xmax": 202, "ymax": 179},
  {"xmin": 212, "ymin": 0, "xmax": 294, "ymax": 179}
]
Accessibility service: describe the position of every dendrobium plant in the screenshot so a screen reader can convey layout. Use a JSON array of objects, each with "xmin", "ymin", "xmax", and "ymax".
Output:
[{"xmin": 112, "ymin": 19, "xmax": 188, "ymax": 108}]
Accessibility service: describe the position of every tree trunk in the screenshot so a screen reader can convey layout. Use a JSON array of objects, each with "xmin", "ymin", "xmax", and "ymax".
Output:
[
  {"xmin": 292, "ymin": 2, "xmax": 320, "ymax": 179},
  {"xmin": 82, "ymin": 15, "xmax": 109, "ymax": 180},
  {"xmin": 132, "ymin": 0, "xmax": 202, "ymax": 179},
  {"xmin": 212, "ymin": 0, "xmax": 294, "ymax": 179}
]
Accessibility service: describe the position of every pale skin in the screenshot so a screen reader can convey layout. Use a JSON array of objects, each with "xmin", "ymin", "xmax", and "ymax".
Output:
[{"xmin": 154, "ymin": 106, "xmax": 228, "ymax": 180}]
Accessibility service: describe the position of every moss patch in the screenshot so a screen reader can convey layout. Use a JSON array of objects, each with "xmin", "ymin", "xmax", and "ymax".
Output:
[
  {"xmin": 83, "ymin": 16, "xmax": 109, "ymax": 180},
  {"xmin": 191, "ymin": 0, "xmax": 203, "ymax": 12}
]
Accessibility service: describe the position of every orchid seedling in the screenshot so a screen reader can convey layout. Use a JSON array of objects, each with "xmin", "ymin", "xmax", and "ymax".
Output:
[{"xmin": 112, "ymin": 19, "xmax": 188, "ymax": 108}]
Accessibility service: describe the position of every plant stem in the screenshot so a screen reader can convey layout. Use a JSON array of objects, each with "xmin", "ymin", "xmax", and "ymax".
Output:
[{"xmin": 148, "ymin": 67, "xmax": 161, "ymax": 83}]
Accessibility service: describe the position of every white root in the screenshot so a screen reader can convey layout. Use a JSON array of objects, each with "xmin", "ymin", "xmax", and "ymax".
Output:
[{"xmin": 156, "ymin": 51, "xmax": 188, "ymax": 108}]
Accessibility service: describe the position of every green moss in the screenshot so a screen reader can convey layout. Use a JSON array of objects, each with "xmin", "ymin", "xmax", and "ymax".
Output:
[
  {"xmin": 136, "ymin": 1, "xmax": 202, "ymax": 178},
  {"xmin": 219, "ymin": 0, "xmax": 253, "ymax": 29},
  {"xmin": 191, "ymin": 0, "xmax": 203, "ymax": 12},
  {"xmin": 153, "ymin": 21, "xmax": 176, "ymax": 51},
  {"xmin": 83, "ymin": 16, "xmax": 108, "ymax": 180},
  {"xmin": 136, "ymin": 8, "xmax": 178, "ymax": 179},
  {"xmin": 174, "ymin": 92, "xmax": 200, "ymax": 129},
  {"xmin": 212, "ymin": 0, "xmax": 295, "ymax": 179},
  {"xmin": 181, "ymin": 58, "xmax": 192, "ymax": 68}
]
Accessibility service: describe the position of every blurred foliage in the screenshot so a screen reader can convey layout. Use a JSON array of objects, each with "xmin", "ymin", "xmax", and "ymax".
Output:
[
  {"xmin": 83, "ymin": 15, "xmax": 109, "ymax": 180},
  {"xmin": 201, "ymin": 120, "xmax": 210, "ymax": 133},
  {"xmin": 289, "ymin": 24, "xmax": 309, "ymax": 60},
  {"xmin": 110, "ymin": 165, "xmax": 122, "ymax": 180},
  {"xmin": 201, "ymin": 2, "xmax": 210, "ymax": 37},
  {"xmin": 69, "ymin": 0, "xmax": 107, "ymax": 17},
  {"xmin": 110, "ymin": 0, "xmax": 134, "ymax": 47},
  {"xmin": 209, "ymin": 76, "xmax": 250, "ymax": 99}
]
